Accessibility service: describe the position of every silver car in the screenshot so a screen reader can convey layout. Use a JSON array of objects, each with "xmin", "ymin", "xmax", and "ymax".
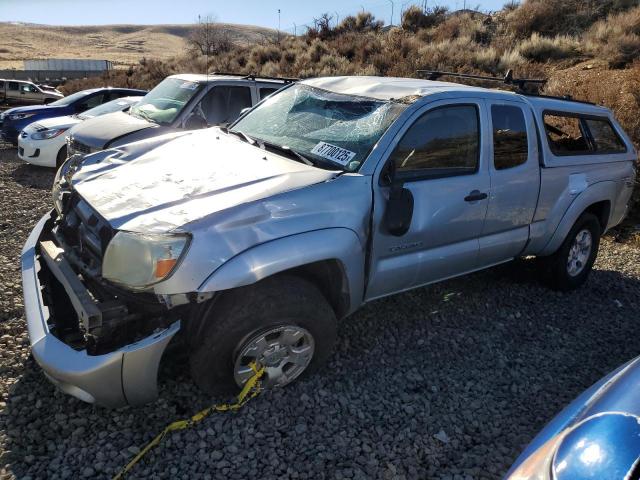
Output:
[{"xmin": 22, "ymin": 76, "xmax": 637, "ymax": 407}]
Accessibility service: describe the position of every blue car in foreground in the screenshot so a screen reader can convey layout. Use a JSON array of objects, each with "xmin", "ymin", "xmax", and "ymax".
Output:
[
  {"xmin": 506, "ymin": 355, "xmax": 640, "ymax": 479},
  {"xmin": 0, "ymin": 87, "xmax": 146, "ymax": 144}
]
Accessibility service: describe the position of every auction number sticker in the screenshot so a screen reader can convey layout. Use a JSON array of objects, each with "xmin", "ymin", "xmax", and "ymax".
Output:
[
  {"xmin": 311, "ymin": 142, "xmax": 356, "ymax": 166},
  {"xmin": 180, "ymin": 82, "xmax": 199, "ymax": 90}
]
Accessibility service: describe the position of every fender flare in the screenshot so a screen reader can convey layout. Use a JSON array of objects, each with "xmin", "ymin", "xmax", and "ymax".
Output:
[
  {"xmin": 197, "ymin": 228, "xmax": 366, "ymax": 314},
  {"xmin": 539, "ymin": 181, "xmax": 616, "ymax": 256}
]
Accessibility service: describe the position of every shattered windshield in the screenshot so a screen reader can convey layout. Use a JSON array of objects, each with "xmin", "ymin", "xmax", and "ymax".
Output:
[
  {"xmin": 231, "ymin": 84, "xmax": 407, "ymax": 171},
  {"xmin": 129, "ymin": 78, "xmax": 202, "ymax": 126}
]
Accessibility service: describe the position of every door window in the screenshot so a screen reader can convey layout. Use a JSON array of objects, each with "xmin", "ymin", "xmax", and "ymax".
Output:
[
  {"xmin": 491, "ymin": 105, "xmax": 528, "ymax": 170},
  {"xmin": 8, "ymin": 82, "xmax": 19, "ymax": 91},
  {"xmin": 259, "ymin": 87, "xmax": 279, "ymax": 100},
  {"xmin": 198, "ymin": 86, "xmax": 252, "ymax": 125},
  {"xmin": 390, "ymin": 105, "xmax": 480, "ymax": 180},
  {"xmin": 584, "ymin": 118, "xmax": 626, "ymax": 153},
  {"xmin": 544, "ymin": 114, "xmax": 591, "ymax": 155},
  {"xmin": 79, "ymin": 93, "xmax": 105, "ymax": 110},
  {"xmin": 20, "ymin": 84, "xmax": 38, "ymax": 93}
]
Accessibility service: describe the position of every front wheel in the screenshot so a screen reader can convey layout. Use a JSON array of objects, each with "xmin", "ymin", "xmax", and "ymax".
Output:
[
  {"xmin": 56, "ymin": 145, "xmax": 68, "ymax": 168},
  {"xmin": 189, "ymin": 275, "xmax": 337, "ymax": 396},
  {"xmin": 542, "ymin": 213, "xmax": 601, "ymax": 291}
]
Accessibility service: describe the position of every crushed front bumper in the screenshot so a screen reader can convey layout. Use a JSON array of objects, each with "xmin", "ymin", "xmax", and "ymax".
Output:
[{"xmin": 21, "ymin": 212, "xmax": 181, "ymax": 408}]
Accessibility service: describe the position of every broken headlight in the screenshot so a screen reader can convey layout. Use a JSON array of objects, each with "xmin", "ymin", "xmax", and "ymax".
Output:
[{"xmin": 102, "ymin": 232, "xmax": 190, "ymax": 290}]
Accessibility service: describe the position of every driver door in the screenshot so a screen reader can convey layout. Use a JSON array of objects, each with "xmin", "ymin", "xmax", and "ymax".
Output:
[{"xmin": 366, "ymin": 99, "xmax": 490, "ymax": 300}]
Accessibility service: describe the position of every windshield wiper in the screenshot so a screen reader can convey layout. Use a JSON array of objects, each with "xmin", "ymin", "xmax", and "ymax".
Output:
[
  {"xmin": 225, "ymin": 128, "xmax": 258, "ymax": 146},
  {"xmin": 260, "ymin": 141, "xmax": 314, "ymax": 166}
]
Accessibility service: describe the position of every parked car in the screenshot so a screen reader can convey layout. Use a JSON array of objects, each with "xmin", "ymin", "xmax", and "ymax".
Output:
[
  {"xmin": 65, "ymin": 73, "xmax": 294, "ymax": 157},
  {"xmin": 0, "ymin": 79, "xmax": 64, "ymax": 105},
  {"xmin": 505, "ymin": 355, "xmax": 640, "ymax": 479},
  {"xmin": 22, "ymin": 76, "xmax": 636, "ymax": 407},
  {"xmin": 18, "ymin": 96, "xmax": 142, "ymax": 168},
  {"xmin": 1, "ymin": 87, "xmax": 146, "ymax": 145}
]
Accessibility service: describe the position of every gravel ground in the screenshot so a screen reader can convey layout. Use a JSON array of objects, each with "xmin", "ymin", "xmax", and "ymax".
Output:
[{"xmin": 1, "ymin": 144, "xmax": 640, "ymax": 480}]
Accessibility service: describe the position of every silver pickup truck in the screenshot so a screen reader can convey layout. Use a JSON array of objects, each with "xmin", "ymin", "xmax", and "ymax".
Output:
[{"xmin": 22, "ymin": 76, "xmax": 637, "ymax": 407}]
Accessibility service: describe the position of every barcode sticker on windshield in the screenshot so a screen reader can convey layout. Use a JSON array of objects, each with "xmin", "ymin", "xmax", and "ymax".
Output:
[
  {"xmin": 180, "ymin": 82, "xmax": 198, "ymax": 90},
  {"xmin": 311, "ymin": 142, "xmax": 356, "ymax": 165}
]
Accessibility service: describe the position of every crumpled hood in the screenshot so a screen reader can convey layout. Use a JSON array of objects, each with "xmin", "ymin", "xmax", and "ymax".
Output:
[
  {"xmin": 72, "ymin": 129, "xmax": 339, "ymax": 232},
  {"xmin": 69, "ymin": 110, "xmax": 156, "ymax": 149}
]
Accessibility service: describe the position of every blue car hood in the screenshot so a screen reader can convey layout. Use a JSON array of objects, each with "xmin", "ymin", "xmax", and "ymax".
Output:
[
  {"xmin": 3, "ymin": 104, "xmax": 66, "ymax": 115},
  {"xmin": 506, "ymin": 355, "xmax": 640, "ymax": 478}
]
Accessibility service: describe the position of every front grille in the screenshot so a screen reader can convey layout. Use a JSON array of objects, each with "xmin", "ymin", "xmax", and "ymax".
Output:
[
  {"xmin": 69, "ymin": 138, "xmax": 92, "ymax": 156},
  {"xmin": 55, "ymin": 193, "xmax": 114, "ymax": 277}
]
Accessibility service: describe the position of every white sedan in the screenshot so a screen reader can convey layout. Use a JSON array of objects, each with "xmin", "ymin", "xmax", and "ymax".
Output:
[{"xmin": 18, "ymin": 96, "xmax": 142, "ymax": 168}]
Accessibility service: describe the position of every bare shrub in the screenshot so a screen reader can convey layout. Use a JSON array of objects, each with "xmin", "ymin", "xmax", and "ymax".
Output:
[{"xmin": 188, "ymin": 15, "xmax": 232, "ymax": 56}]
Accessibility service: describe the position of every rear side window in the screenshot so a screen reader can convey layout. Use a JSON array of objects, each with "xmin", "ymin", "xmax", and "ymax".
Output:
[
  {"xmin": 259, "ymin": 87, "xmax": 279, "ymax": 100},
  {"xmin": 544, "ymin": 113, "xmax": 626, "ymax": 156},
  {"xmin": 491, "ymin": 105, "xmax": 528, "ymax": 170},
  {"xmin": 584, "ymin": 118, "xmax": 626, "ymax": 153},
  {"xmin": 391, "ymin": 104, "xmax": 480, "ymax": 179},
  {"xmin": 199, "ymin": 86, "xmax": 252, "ymax": 125},
  {"xmin": 8, "ymin": 82, "xmax": 18, "ymax": 91}
]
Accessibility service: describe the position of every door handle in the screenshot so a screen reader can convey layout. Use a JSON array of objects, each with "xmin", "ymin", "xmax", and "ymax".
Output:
[{"xmin": 464, "ymin": 190, "xmax": 488, "ymax": 202}]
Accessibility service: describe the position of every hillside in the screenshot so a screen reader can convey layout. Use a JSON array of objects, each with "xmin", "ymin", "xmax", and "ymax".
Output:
[{"xmin": 0, "ymin": 22, "xmax": 277, "ymax": 69}]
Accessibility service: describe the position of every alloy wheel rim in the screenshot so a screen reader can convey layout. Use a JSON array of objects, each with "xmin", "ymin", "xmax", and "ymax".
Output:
[
  {"xmin": 233, "ymin": 325, "xmax": 315, "ymax": 388},
  {"xmin": 567, "ymin": 229, "xmax": 592, "ymax": 277}
]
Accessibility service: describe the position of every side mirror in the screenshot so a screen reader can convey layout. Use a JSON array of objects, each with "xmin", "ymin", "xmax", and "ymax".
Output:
[{"xmin": 383, "ymin": 162, "xmax": 414, "ymax": 237}]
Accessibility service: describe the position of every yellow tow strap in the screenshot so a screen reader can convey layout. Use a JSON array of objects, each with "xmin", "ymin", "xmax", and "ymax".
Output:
[{"xmin": 112, "ymin": 362, "xmax": 265, "ymax": 480}]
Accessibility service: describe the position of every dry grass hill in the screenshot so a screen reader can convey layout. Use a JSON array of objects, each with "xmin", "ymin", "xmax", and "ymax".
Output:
[{"xmin": 0, "ymin": 22, "xmax": 277, "ymax": 69}]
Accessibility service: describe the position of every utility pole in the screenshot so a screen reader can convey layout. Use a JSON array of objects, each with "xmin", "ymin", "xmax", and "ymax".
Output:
[
  {"xmin": 334, "ymin": 11, "xmax": 340, "ymax": 27},
  {"xmin": 386, "ymin": 0, "xmax": 394, "ymax": 25},
  {"xmin": 277, "ymin": 9, "xmax": 281, "ymax": 42},
  {"xmin": 293, "ymin": 22, "xmax": 297, "ymax": 36}
]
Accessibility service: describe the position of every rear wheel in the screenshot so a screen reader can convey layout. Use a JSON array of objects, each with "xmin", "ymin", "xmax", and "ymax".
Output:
[
  {"xmin": 542, "ymin": 213, "xmax": 601, "ymax": 291},
  {"xmin": 56, "ymin": 145, "xmax": 67, "ymax": 169},
  {"xmin": 189, "ymin": 275, "xmax": 337, "ymax": 395}
]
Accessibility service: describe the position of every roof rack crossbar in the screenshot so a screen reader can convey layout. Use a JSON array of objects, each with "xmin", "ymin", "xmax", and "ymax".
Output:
[
  {"xmin": 208, "ymin": 71, "xmax": 299, "ymax": 83},
  {"xmin": 416, "ymin": 69, "xmax": 546, "ymax": 90}
]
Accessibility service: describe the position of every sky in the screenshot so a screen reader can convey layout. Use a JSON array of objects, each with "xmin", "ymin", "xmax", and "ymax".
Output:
[{"xmin": 0, "ymin": 0, "xmax": 509, "ymax": 33}]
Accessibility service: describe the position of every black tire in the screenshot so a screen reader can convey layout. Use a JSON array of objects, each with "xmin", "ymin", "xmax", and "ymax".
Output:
[
  {"xmin": 189, "ymin": 274, "xmax": 337, "ymax": 396},
  {"xmin": 56, "ymin": 145, "xmax": 68, "ymax": 168},
  {"xmin": 542, "ymin": 212, "xmax": 601, "ymax": 291}
]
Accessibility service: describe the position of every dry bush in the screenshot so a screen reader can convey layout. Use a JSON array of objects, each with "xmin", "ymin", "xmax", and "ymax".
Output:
[
  {"xmin": 427, "ymin": 13, "xmax": 492, "ymax": 44},
  {"xmin": 517, "ymin": 33, "xmax": 582, "ymax": 61},
  {"xmin": 507, "ymin": 0, "xmax": 638, "ymax": 38},
  {"xmin": 401, "ymin": 5, "xmax": 448, "ymax": 33},
  {"xmin": 586, "ymin": 6, "xmax": 640, "ymax": 67},
  {"xmin": 336, "ymin": 12, "xmax": 383, "ymax": 34}
]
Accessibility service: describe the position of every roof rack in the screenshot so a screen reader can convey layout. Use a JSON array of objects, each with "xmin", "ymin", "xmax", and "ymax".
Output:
[
  {"xmin": 416, "ymin": 69, "xmax": 547, "ymax": 91},
  {"xmin": 209, "ymin": 71, "xmax": 299, "ymax": 84},
  {"xmin": 416, "ymin": 69, "xmax": 597, "ymax": 105}
]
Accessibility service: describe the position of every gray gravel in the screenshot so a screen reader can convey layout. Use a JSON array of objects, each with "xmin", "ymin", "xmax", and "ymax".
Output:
[{"xmin": 1, "ymin": 144, "xmax": 640, "ymax": 479}]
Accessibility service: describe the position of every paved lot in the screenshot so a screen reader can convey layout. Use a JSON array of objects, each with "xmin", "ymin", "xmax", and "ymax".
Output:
[{"xmin": 1, "ymin": 145, "xmax": 639, "ymax": 479}]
